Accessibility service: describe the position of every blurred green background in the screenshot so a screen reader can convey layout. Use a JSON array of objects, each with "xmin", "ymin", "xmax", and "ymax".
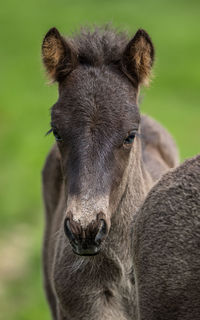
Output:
[{"xmin": 0, "ymin": 0, "xmax": 199, "ymax": 319}]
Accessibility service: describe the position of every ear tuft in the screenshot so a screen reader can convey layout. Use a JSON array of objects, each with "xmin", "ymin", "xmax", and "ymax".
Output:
[
  {"xmin": 42, "ymin": 27, "xmax": 77, "ymax": 81},
  {"xmin": 122, "ymin": 29, "xmax": 155, "ymax": 86}
]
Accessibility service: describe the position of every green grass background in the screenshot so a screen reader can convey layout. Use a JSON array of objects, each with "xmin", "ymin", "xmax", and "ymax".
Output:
[{"xmin": 0, "ymin": 0, "xmax": 199, "ymax": 319}]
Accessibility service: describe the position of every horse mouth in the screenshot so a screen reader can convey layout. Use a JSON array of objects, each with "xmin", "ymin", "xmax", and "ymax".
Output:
[{"xmin": 72, "ymin": 244, "xmax": 101, "ymax": 256}]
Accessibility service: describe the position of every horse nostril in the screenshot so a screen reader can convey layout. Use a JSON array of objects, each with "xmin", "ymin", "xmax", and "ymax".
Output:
[
  {"xmin": 95, "ymin": 219, "xmax": 107, "ymax": 246},
  {"xmin": 64, "ymin": 218, "xmax": 78, "ymax": 245}
]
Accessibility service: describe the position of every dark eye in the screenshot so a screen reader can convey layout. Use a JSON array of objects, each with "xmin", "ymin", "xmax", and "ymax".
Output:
[
  {"xmin": 123, "ymin": 131, "xmax": 136, "ymax": 145},
  {"xmin": 53, "ymin": 128, "xmax": 62, "ymax": 141}
]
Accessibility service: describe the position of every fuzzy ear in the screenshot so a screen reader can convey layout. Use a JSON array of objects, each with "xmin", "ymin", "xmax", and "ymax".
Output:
[
  {"xmin": 122, "ymin": 29, "xmax": 154, "ymax": 86},
  {"xmin": 42, "ymin": 27, "xmax": 78, "ymax": 81}
]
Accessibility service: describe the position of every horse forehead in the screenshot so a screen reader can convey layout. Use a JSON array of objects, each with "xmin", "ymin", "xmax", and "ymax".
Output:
[
  {"xmin": 56, "ymin": 67, "xmax": 139, "ymax": 130},
  {"xmin": 60, "ymin": 66, "xmax": 136, "ymax": 108},
  {"xmin": 61, "ymin": 83, "xmax": 137, "ymax": 123}
]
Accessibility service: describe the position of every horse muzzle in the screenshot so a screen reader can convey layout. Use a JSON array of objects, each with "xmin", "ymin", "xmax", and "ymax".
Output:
[{"xmin": 64, "ymin": 212, "xmax": 109, "ymax": 256}]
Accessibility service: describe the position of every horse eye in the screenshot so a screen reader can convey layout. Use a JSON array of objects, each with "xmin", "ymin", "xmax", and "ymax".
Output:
[
  {"xmin": 53, "ymin": 128, "xmax": 62, "ymax": 141},
  {"xmin": 124, "ymin": 131, "xmax": 136, "ymax": 145}
]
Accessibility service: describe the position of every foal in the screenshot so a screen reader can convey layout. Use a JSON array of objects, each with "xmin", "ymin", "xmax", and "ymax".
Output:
[
  {"xmin": 41, "ymin": 26, "xmax": 179, "ymax": 320},
  {"xmin": 133, "ymin": 155, "xmax": 200, "ymax": 320}
]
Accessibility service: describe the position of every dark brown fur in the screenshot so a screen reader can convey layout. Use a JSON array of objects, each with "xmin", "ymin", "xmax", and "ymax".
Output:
[
  {"xmin": 132, "ymin": 155, "xmax": 200, "ymax": 320},
  {"xmin": 42, "ymin": 26, "xmax": 179, "ymax": 320}
]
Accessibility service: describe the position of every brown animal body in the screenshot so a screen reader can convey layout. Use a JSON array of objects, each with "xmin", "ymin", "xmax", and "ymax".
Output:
[
  {"xmin": 132, "ymin": 155, "xmax": 200, "ymax": 320},
  {"xmin": 41, "ymin": 26, "xmax": 179, "ymax": 320}
]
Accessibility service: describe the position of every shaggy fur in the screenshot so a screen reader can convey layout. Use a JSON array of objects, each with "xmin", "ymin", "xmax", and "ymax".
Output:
[
  {"xmin": 132, "ymin": 154, "xmax": 200, "ymax": 320},
  {"xmin": 42, "ymin": 26, "xmax": 179, "ymax": 320}
]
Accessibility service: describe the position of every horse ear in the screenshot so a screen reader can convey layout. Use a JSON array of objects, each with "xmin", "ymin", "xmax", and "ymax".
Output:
[
  {"xmin": 42, "ymin": 27, "xmax": 78, "ymax": 81},
  {"xmin": 122, "ymin": 29, "xmax": 154, "ymax": 86}
]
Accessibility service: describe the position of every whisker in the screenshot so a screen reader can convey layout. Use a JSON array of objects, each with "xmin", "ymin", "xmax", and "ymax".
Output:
[
  {"xmin": 135, "ymin": 132, "xmax": 142, "ymax": 139},
  {"xmin": 45, "ymin": 128, "xmax": 53, "ymax": 136},
  {"xmin": 50, "ymin": 228, "xmax": 61, "ymax": 241}
]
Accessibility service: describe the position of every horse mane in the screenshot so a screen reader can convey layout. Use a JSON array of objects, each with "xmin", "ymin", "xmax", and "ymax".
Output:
[{"xmin": 69, "ymin": 25, "xmax": 129, "ymax": 67}]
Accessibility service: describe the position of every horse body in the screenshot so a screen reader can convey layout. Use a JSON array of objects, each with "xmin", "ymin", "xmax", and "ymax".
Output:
[
  {"xmin": 132, "ymin": 155, "xmax": 200, "ymax": 320},
  {"xmin": 41, "ymin": 26, "xmax": 179, "ymax": 319}
]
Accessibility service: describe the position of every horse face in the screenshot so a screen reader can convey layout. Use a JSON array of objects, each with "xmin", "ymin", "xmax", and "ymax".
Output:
[{"xmin": 42, "ymin": 27, "xmax": 154, "ymax": 255}]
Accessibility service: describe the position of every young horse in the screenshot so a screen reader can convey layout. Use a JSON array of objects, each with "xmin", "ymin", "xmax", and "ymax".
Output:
[
  {"xmin": 41, "ymin": 26, "xmax": 179, "ymax": 320},
  {"xmin": 132, "ymin": 154, "xmax": 200, "ymax": 320}
]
